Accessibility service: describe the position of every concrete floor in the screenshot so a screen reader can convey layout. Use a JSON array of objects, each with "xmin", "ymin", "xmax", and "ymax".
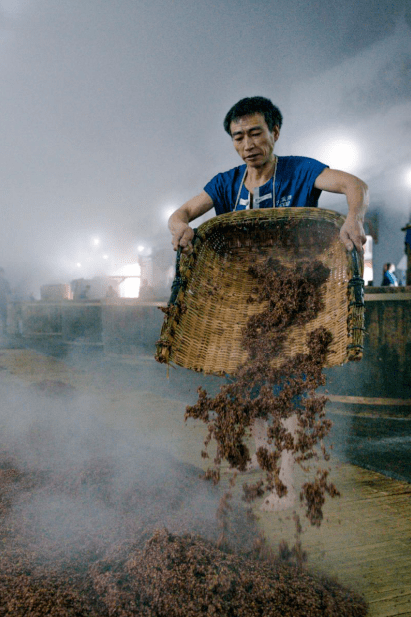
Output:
[{"xmin": 0, "ymin": 341, "xmax": 410, "ymax": 616}]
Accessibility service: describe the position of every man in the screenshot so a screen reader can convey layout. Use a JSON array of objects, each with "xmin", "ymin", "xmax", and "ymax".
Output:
[
  {"xmin": 168, "ymin": 96, "xmax": 369, "ymax": 511},
  {"xmin": 381, "ymin": 263, "xmax": 398, "ymax": 287},
  {"xmin": 0, "ymin": 268, "xmax": 11, "ymax": 336},
  {"xmin": 169, "ymin": 96, "xmax": 368, "ymax": 255}
]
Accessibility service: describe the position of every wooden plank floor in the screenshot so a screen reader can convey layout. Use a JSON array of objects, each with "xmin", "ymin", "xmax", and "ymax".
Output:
[
  {"xmin": 254, "ymin": 463, "xmax": 411, "ymax": 617},
  {"xmin": 1, "ymin": 350, "xmax": 410, "ymax": 616}
]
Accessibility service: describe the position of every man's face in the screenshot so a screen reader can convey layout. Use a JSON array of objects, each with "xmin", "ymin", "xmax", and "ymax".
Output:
[{"xmin": 230, "ymin": 113, "xmax": 280, "ymax": 168}]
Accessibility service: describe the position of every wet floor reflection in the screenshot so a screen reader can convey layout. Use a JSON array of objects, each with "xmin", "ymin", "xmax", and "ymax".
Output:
[{"xmin": 326, "ymin": 412, "xmax": 411, "ymax": 483}]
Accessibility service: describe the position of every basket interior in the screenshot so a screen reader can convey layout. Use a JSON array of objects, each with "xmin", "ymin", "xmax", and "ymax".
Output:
[{"xmin": 162, "ymin": 209, "xmax": 359, "ymax": 375}]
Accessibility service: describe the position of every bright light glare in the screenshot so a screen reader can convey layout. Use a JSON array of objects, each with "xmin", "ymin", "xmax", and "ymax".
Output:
[
  {"xmin": 163, "ymin": 205, "xmax": 177, "ymax": 221},
  {"xmin": 91, "ymin": 237, "xmax": 100, "ymax": 247},
  {"xmin": 137, "ymin": 245, "xmax": 145, "ymax": 253},
  {"xmin": 102, "ymin": 254, "xmax": 109, "ymax": 260},
  {"xmin": 404, "ymin": 168, "xmax": 411, "ymax": 189},
  {"xmin": 115, "ymin": 263, "xmax": 141, "ymax": 298},
  {"xmin": 318, "ymin": 138, "xmax": 360, "ymax": 173},
  {"xmin": 76, "ymin": 263, "xmax": 82, "ymax": 268}
]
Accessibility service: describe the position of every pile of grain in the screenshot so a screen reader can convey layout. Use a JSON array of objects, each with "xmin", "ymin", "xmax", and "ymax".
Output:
[
  {"xmin": 92, "ymin": 528, "xmax": 367, "ymax": 617},
  {"xmin": 0, "ymin": 455, "xmax": 367, "ymax": 616}
]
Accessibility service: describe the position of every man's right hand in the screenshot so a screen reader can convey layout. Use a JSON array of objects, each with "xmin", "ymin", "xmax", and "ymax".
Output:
[
  {"xmin": 171, "ymin": 224, "xmax": 195, "ymax": 254},
  {"xmin": 168, "ymin": 191, "xmax": 214, "ymax": 254}
]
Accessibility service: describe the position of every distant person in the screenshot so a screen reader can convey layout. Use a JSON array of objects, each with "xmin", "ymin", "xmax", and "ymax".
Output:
[
  {"xmin": 139, "ymin": 279, "xmax": 153, "ymax": 300},
  {"xmin": 0, "ymin": 268, "xmax": 11, "ymax": 335},
  {"xmin": 381, "ymin": 263, "xmax": 398, "ymax": 287},
  {"xmin": 78, "ymin": 284, "xmax": 91, "ymax": 300},
  {"xmin": 106, "ymin": 285, "xmax": 119, "ymax": 298}
]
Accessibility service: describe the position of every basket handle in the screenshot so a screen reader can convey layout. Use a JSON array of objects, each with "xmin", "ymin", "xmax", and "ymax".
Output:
[
  {"xmin": 168, "ymin": 247, "xmax": 183, "ymax": 305},
  {"xmin": 168, "ymin": 228, "xmax": 199, "ymax": 305},
  {"xmin": 348, "ymin": 247, "xmax": 364, "ymax": 307}
]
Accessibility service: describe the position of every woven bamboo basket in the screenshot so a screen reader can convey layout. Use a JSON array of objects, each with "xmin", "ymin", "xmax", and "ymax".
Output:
[{"xmin": 156, "ymin": 208, "xmax": 364, "ymax": 375}]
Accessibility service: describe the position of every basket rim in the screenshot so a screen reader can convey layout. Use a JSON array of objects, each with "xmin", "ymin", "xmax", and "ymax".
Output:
[{"xmin": 194, "ymin": 207, "xmax": 347, "ymax": 238}]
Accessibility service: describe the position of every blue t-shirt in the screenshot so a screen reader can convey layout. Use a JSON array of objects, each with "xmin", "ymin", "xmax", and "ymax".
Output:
[
  {"xmin": 382, "ymin": 271, "xmax": 397, "ymax": 286},
  {"xmin": 204, "ymin": 156, "xmax": 328, "ymax": 215}
]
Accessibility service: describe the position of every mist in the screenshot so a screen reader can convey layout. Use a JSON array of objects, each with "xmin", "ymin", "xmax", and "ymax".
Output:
[
  {"xmin": 0, "ymin": 0, "xmax": 410, "ymax": 294},
  {"xmin": 0, "ymin": 371, "xmax": 257, "ymax": 566}
]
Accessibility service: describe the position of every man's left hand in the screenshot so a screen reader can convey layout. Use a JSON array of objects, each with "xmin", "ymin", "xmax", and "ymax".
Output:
[
  {"xmin": 314, "ymin": 168, "xmax": 368, "ymax": 254},
  {"xmin": 339, "ymin": 215, "xmax": 367, "ymax": 253}
]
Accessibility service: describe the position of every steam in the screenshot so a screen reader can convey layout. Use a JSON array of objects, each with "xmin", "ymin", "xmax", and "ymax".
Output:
[{"xmin": 0, "ymin": 373, "xmax": 249, "ymax": 566}]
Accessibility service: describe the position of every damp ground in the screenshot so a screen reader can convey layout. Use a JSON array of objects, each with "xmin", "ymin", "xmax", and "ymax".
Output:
[{"xmin": 0, "ymin": 347, "xmax": 410, "ymax": 615}]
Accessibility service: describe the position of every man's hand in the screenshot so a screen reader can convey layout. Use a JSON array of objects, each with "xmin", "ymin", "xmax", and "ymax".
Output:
[
  {"xmin": 171, "ymin": 223, "xmax": 195, "ymax": 254},
  {"xmin": 339, "ymin": 215, "xmax": 367, "ymax": 253},
  {"xmin": 314, "ymin": 168, "xmax": 369, "ymax": 253},
  {"xmin": 168, "ymin": 191, "xmax": 214, "ymax": 254}
]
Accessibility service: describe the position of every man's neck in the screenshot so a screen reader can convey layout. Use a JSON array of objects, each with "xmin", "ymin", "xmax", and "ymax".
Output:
[{"xmin": 245, "ymin": 157, "xmax": 277, "ymax": 189}]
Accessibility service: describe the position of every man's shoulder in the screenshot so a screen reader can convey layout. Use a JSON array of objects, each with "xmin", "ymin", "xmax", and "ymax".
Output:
[
  {"xmin": 278, "ymin": 155, "xmax": 324, "ymax": 167},
  {"xmin": 210, "ymin": 164, "xmax": 246, "ymax": 182},
  {"xmin": 277, "ymin": 155, "xmax": 328, "ymax": 177},
  {"xmin": 204, "ymin": 164, "xmax": 246, "ymax": 210}
]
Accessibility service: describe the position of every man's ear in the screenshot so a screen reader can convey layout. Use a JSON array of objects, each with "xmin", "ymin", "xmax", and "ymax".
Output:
[{"xmin": 273, "ymin": 126, "xmax": 280, "ymax": 142}]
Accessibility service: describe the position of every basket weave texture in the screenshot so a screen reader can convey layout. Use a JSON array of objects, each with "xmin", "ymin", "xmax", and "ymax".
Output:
[{"xmin": 156, "ymin": 208, "xmax": 364, "ymax": 375}]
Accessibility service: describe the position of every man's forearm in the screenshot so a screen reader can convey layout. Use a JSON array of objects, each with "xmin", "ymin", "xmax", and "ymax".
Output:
[
  {"xmin": 344, "ymin": 178, "xmax": 369, "ymax": 221},
  {"xmin": 339, "ymin": 178, "xmax": 369, "ymax": 252},
  {"xmin": 168, "ymin": 208, "xmax": 190, "ymax": 236}
]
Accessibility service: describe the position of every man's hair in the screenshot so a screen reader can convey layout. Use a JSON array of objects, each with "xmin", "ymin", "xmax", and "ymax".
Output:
[{"xmin": 223, "ymin": 96, "xmax": 283, "ymax": 135}]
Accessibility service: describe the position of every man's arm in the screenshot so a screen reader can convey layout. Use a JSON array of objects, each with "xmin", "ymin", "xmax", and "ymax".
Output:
[
  {"xmin": 168, "ymin": 190, "xmax": 214, "ymax": 253},
  {"xmin": 314, "ymin": 168, "xmax": 369, "ymax": 252}
]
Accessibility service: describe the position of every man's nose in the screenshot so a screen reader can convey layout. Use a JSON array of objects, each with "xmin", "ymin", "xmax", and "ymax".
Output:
[{"xmin": 243, "ymin": 135, "xmax": 254, "ymax": 150}]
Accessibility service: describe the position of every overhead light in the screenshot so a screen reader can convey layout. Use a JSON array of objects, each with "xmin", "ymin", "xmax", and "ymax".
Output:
[
  {"xmin": 163, "ymin": 205, "xmax": 178, "ymax": 221},
  {"xmin": 404, "ymin": 168, "xmax": 411, "ymax": 189},
  {"xmin": 297, "ymin": 131, "xmax": 362, "ymax": 174},
  {"xmin": 318, "ymin": 137, "xmax": 361, "ymax": 173}
]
